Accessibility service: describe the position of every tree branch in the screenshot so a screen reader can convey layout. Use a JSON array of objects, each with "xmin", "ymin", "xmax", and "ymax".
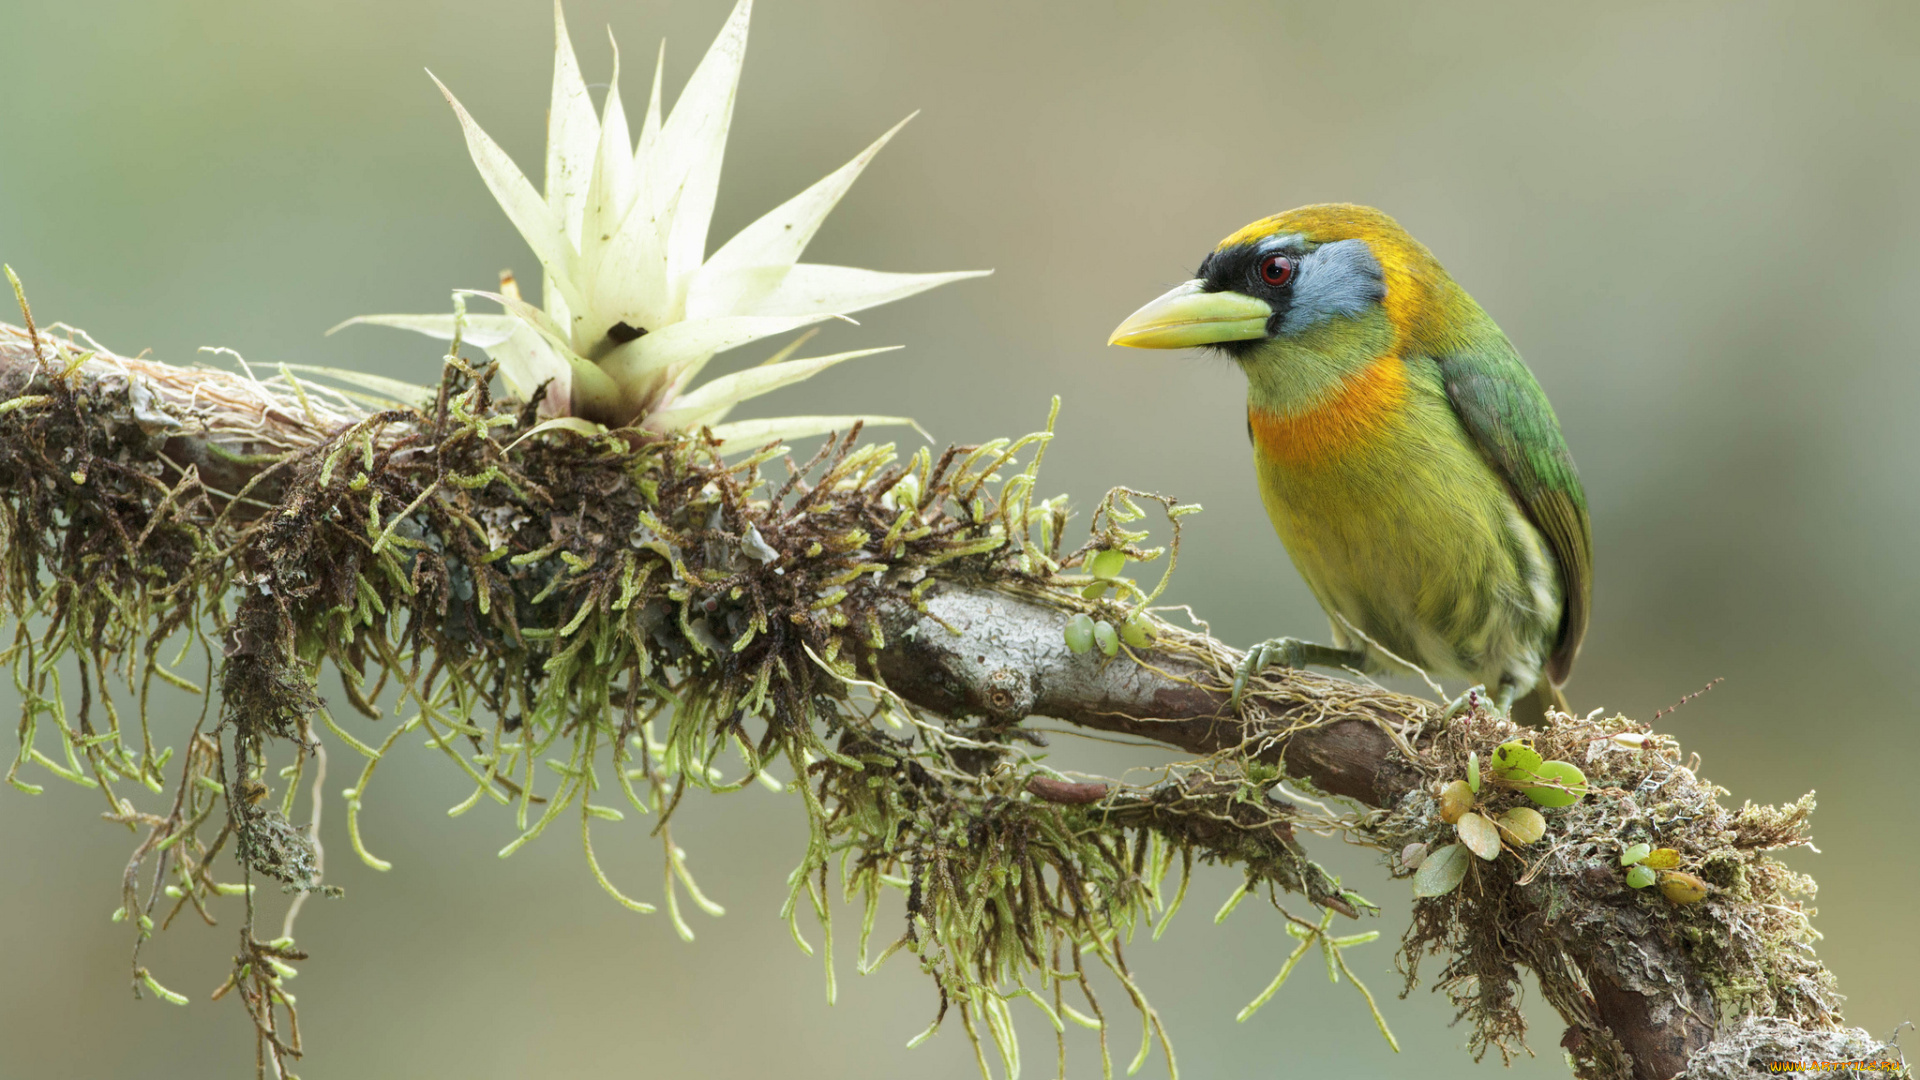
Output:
[
  {"xmin": 1, "ymin": 322, "xmax": 1905, "ymax": 1080},
  {"xmin": 875, "ymin": 587, "xmax": 1699, "ymax": 1076}
]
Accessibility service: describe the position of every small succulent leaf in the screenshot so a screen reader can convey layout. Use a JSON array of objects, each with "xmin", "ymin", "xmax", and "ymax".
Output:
[
  {"xmin": 656, "ymin": 0, "xmax": 752, "ymax": 290},
  {"xmin": 1522, "ymin": 760, "xmax": 1590, "ymax": 808},
  {"xmin": 328, "ymin": 312, "xmax": 520, "ymax": 348},
  {"xmin": 705, "ymin": 414, "xmax": 913, "ymax": 447},
  {"xmin": 645, "ymin": 346, "xmax": 901, "ymax": 430},
  {"xmin": 1657, "ymin": 871, "xmax": 1709, "ymax": 905},
  {"xmin": 1437, "ymin": 779, "xmax": 1474, "ymax": 824},
  {"xmin": 698, "ymin": 113, "xmax": 915, "ymax": 291},
  {"xmin": 1626, "ymin": 865, "xmax": 1657, "ymax": 889},
  {"xmin": 1643, "ymin": 848, "xmax": 1682, "ymax": 870},
  {"xmin": 1620, "ymin": 843, "xmax": 1651, "ymax": 867},
  {"xmin": 1491, "ymin": 741, "xmax": 1545, "ymax": 782},
  {"xmin": 1064, "ymin": 614, "xmax": 1095, "ymax": 655},
  {"xmin": 748, "ymin": 264, "xmax": 993, "ymax": 319},
  {"xmin": 1412, "ymin": 843, "xmax": 1470, "ymax": 898},
  {"xmin": 1496, "ymin": 806, "xmax": 1547, "ymax": 845},
  {"xmin": 1468, "ymin": 751, "xmax": 1481, "ymax": 793},
  {"xmin": 1093, "ymin": 620, "xmax": 1120, "ymax": 657},
  {"xmin": 1087, "ymin": 550, "xmax": 1127, "ymax": 580},
  {"xmin": 545, "ymin": 0, "xmax": 598, "ymax": 247},
  {"xmin": 1456, "ymin": 812, "xmax": 1503, "ymax": 861},
  {"xmin": 428, "ymin": 72, "xmax": 583, "ymax": 319}
]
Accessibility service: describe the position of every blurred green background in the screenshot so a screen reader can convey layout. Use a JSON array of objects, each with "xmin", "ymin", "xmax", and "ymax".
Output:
[{"xmin": 3, "ymin": 0, "xmax": 1916, "ymax": 1076}]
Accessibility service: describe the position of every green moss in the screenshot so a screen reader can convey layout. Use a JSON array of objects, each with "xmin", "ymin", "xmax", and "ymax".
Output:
[
  {"xmin": 1388, "ymin": 712, "xmax": 1839, "ymax": 1070},
  {"xmin": 3, "ymin": 337, "xmax": 1403, "ymax": 1078}
]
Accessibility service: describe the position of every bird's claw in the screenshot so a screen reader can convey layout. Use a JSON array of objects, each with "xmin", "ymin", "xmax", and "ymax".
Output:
[{"xmin": 1231, "ymin": 636, "xmax": 1308, "ymax": 710}]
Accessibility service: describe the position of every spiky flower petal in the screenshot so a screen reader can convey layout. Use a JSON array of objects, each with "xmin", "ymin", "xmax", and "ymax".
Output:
[{"xmin": 340, "ymin": 0, "xmax": 986, "ymax": 434}]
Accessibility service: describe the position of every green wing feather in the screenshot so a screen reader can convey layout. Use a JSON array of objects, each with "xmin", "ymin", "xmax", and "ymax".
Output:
[{"xmin": 1436, "ymin": 338, "xmax": 1592, "ymax": 685}]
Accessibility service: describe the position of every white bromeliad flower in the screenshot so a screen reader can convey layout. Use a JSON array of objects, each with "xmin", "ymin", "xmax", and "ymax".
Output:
[{"xmin": 340, "ymin": 0, "xmax": 985, "ymax": 440}]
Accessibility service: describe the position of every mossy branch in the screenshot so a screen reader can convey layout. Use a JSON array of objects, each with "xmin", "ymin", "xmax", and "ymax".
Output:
[{"xmin": 0, "ymin": 317, "xmax": 1906, "ymax": 1080}]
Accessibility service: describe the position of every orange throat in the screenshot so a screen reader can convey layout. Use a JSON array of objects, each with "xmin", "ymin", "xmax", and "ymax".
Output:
[{"xmin": 1248, "ymin": 354, "xmax": 1410, "ymax": 469}]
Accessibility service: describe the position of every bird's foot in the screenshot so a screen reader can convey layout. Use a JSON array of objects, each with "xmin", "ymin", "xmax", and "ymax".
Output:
[
  {"xmin": 1494, "ymin": 682, "xmax": 1519, "ymax": 717},
  {"xmin": 1231, "ymin": 637, "xmax": 1367, "ymax": 710},
  {"xmin": 1438, "ymin": 682, "xmax": 1519, "ymax": 721}
]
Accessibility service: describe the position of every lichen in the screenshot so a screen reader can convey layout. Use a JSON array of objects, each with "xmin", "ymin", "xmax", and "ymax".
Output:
[{"xmin": 1677, "ymin": 1015, "xmax": 1910, "ymax": 1080}]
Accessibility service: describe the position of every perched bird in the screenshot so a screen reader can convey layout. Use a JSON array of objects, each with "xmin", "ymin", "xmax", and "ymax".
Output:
[{"xmin": 1108, "ymin": 204, "xmax": 1590, "ymax": 722}]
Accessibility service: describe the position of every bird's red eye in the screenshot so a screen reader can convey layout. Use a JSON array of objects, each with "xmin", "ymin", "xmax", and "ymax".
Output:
[{"xmin": 1259, "ymin": 254, "xmax": 1294, "ymax": 287}]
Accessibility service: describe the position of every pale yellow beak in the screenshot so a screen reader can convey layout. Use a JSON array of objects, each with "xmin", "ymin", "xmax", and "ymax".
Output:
[{"xmin": 1107, "ymin": 280, "xmax": 1273, "ymax": 349}]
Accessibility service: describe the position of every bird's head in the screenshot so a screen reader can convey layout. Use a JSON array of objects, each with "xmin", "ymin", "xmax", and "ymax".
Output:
[{"xmin": 1109, "ymin": 204, "xmax": 1453, "ymax": 359}]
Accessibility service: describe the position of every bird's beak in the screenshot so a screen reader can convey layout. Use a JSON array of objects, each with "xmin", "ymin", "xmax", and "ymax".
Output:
[{"xmin": 1107, "ymin": 280, "xmax": 1273, "ymax": 349}]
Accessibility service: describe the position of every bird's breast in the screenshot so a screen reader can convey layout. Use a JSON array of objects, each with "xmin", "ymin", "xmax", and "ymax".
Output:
[
  {"xmin": 1246, "ymin": 353, "xmax": 1411, "ymax": 469},
  {"xmin": 1246, "ymin": 355, "xmax": 1559, "ymax": 687}
]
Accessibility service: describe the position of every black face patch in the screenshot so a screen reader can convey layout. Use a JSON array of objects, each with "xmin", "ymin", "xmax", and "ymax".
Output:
[
  {"xmin": 1194, "ymin": 233, "xmax": 1387, "ymax": 354},
  {"xmin": 1194, "ymin": 234, "xmax": 1309, "ymax": 358}
]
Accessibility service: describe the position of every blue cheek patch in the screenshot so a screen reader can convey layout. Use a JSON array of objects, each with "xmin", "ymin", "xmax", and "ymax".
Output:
[{"xmin": 1278, "ymin": 239, "xmax": 1386, "ymax": 334}]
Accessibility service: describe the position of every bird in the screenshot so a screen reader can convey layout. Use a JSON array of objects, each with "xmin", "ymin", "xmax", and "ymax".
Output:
[{"xmin": 1107, "ymin": 204, "xmax": 1590, "ymax": 724}]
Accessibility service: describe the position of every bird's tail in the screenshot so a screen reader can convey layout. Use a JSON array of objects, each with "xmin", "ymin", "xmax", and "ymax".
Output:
[{"xmin": 1513, "ymin": 681, "xmax": 1572, "ymax": 727}]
